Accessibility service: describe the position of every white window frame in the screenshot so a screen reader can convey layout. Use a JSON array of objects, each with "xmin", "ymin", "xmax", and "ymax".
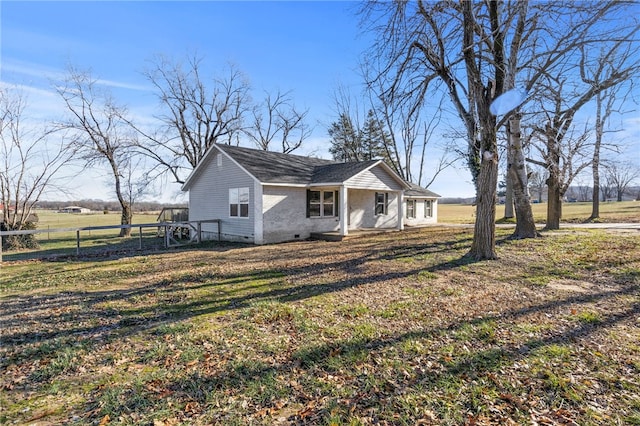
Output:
[
  {"xmin": 406, "ymin": 199, "xmax": 416, "ymax": 219},
  {"xmin": 375, "ymin": 192, "xmax": 389, "ymax": 216},
  {"xmin": 229, "ymin": 187, "xmax": 250, "ymax": 218},
  {"xmin": 424, "ymin": 200, "xmax": 433, "ymax": 218},
  {"xmin": 308, "ymin": 190, "xmax": 337, "ymax": 218}
]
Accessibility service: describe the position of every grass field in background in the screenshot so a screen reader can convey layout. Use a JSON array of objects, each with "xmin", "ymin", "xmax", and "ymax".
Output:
[
  {"xmin": 438, "ymin": 200, "xmax": 640, "ymax": 224},
  {"xmin": 35, "ymin": 209, "xmax": 160, "ymax": 232},
  {"xmin": 1, "ymin": 202, "xmax": 638, "ymax": 261},
  {"xmin": 31, "ymin": 200, "xmax": 640, "ymax": 230},
  {"xmin": 1, "ymin": 211, "xmax": 166, "ymax": 261}
]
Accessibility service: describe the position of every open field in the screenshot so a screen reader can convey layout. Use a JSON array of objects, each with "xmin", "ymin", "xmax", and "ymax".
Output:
[
  {"xmin": 1, "ymin": 211, "xmax": 169, "ymax": 261},
  {"xmin": 1, "ymin": 227, "xmax": 639, "ymax": 425},
  {"xmin": 2, "ymin": 201, "xmax": 637, "ymax": 261},
  {"xmin": 439, "ymin": 200, "xmax": 640, "ymax": 224}
]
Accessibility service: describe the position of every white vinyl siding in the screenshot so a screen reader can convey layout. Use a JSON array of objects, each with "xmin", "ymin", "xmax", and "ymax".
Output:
[
  {"xmin": 345, "ymin": 165, "xmax": 403, "ymax": 191},
  {"xmin": 403, "ymin": 197, "xmax": 438, "ymax": 226},
  {"xmin": 188, "ymin": 151, "xmax": 256, "ymax": 242}
]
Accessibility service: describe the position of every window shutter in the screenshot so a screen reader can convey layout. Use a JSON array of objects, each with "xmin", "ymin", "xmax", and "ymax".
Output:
[
  {"xmin": 306, "ymin": 190, "xmax": 310, "ymax": 218},
  {"xmin": 334, "ymin": 190, "xmax": 339, "ymax": 218}
]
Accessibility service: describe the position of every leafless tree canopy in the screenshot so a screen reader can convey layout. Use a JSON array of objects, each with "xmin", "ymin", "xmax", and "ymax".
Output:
[
  {"xmin": 361, "ymin": 0, "xmax": 639, "ymax": 252},
  {"xmin": 56, "ymin": 68, "xmax": 140, "ymax": 237},
  {"xmin": 0, "ymin": 86, "xmax": 74, "ymax": 242},
  {"xmin": 603, "ymin": 160, "xmax": 640, "ymax": 202},
  {"xmin": 138, "ymin": 56, "xmax": 251, "ymax": 184},
  {"xmin": 136, "ymin": 56, "xmax": 312, "ymax": 183},
  {"xmin": 246, "ymin": 89, "xmax": 311, "ymax": 154}
]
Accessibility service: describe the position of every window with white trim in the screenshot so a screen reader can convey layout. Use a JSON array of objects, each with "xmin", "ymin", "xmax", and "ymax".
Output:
[
  {"xmin": 229, "ymin": 187, "xmax": 249, "ymax": 217},
  {"xmin": 375, "ymin": 192, "xmax": 389, "ymax": 216},
  {"xmin": 424, "ymin": 200, "xmax": 433, "ymax": 218},
  {"xmin": 406, "ymin": 199, "xmax": 416, "ymax": 219},
  {"xmin": 307, "ymin": 190, "xmax": 338, "ymax": 217}
]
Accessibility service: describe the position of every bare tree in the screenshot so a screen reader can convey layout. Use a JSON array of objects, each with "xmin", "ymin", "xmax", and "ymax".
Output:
[
  {"xmin": 135, "ymin": 55, "xmax": 251, "ymax": 184},
  {"xmin": 370, "ymin": 81, "xmax": 453, "ymax": 187},
  {"xmin": 0, "ymin": 86, "xmax": 75, "ymax": 247},
  {"xmin": 499, "ymin": 1, "xmax": 637, "ymax": 238},
  {"xmin": 585, "ymin": 36, "xmax": 639, "ymax": 218},
  {"xmin": 364, "ymin": 1, "xmax": 639, "ymax": 248},
  {"xmin": 364, "ymin": 1, "xmax": 535, "ymax": 259},
  {"xmin": 604, "ymin": 160, "xmax": 640, "ymax": 202},
  {"xmin": 57, "ymin": 68, "xmax": 139, "ymax": 237},
  {"xmin": 526, "ymin": 24, "xmax": 639, "ymax": 230},
  {"xmin": 246, "ymin": 89, "xmax": 311, "ymax": 154},
  {"xmin": 528, "ymin": 109, "xmax": 593, "ymax": 230},
  {"xmin": 528, "ymin": 166, "xmax": 547, "ymax": 203}
]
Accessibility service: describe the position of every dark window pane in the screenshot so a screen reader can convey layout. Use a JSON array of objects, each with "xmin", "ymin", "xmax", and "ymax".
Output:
[
  {"xmin": 309, "ymin": 204, "xmax": 321, "ymax": 217},
  {"xmin": 323, "ymin": 203, "xmax": 334, "ymax": 217}
]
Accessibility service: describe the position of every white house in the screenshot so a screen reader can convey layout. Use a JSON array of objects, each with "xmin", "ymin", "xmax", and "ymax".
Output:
[
  {"xmin": 181, "ymin": 144, "xmax": 440, "ymax": 244},
  {"xmin": 58, "ymin": 206, "xmax": 91, "ymax": 214}
]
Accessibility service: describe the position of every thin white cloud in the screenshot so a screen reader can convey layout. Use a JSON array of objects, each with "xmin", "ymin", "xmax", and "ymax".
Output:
[{"xmin": 2, "ymin": 58, "xmax": 151, "ymax": 92}]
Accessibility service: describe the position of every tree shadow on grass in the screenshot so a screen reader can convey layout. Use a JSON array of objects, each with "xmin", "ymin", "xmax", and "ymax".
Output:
[
  {"xmin": 3, "ymin": 227, "xmax": 636, "ymax": 423},
  {"xmin": 0, "ymin": 227, "xmax": 534, "ymax": 366},
  {"xmin": 158, "ymin": 283, "xmax": 639, "ymax": 424}
]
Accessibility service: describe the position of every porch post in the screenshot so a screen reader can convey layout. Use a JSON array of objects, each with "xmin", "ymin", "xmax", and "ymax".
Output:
[
  {"xmin": 340, "ymin": 185, "xmax": 348, "ymax": 236},
  {"xmin": 397, "ymin": 190, "xmax": 404, "ymax": 231}
]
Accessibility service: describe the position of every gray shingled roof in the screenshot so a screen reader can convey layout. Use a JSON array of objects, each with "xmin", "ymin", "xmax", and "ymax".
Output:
[
  {"xmin": 404, "ymin": 182, "xmax": 441, "ymax": 198},
  {"xmin": 217, "ymin": 144, "xmax": 336, "ymax": 184},
  {"xmin": 311, "ymin": 161, "xmax": 379, "ymax": 184},
  {"xmin": 211, "ymin": 145, "xmax": 432, "ymax": 195},
  {"xmin": 218, "ymin": 145, "xmax": 386, "ymax": 185}
]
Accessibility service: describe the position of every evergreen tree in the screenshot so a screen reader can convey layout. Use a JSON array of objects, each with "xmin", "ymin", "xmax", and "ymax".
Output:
[
  {"xmin": 328, "ymin": 114, "xmax": 362, "ymax": 161},
  {"xmin": 361, "ymin": 109, "xmax": 394, "ymax": 163}
]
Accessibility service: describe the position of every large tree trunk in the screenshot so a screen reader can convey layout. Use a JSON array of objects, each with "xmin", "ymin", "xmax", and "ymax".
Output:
[
  {"xmin": 119, "ymin": 204, "xmax": 133, "ymax": 237},
  {"xmin": 508, "ymin": 114, "xmax": 538, "ymax": 238},
  {"xmin": 590, "ymin": 92, "xmax": 604, "ymax": 221},
  {"xmin": 544, "ymin": 124, "xmax": 562, "ymax": 230},
  {"xmin": 546, "ymin": 173, "xmax": 562, "ymax": 230},
  {"xmin": 504, "ymin": 175, "xmax": 514, "ymax": 219},
  {"xmin": 504, "ymin": 151, "xmax": 514, "ymax": 219},
  {"xmin": 110, "ymin": 159, "xmax": 133, "ymax": 237},
  {"xmin": 469, "ymin": 146, "xmax": 498, "ymax": 260},
  {"xmin": 591, "ymin": 165, "xmax": 600, "ymax": 219}
]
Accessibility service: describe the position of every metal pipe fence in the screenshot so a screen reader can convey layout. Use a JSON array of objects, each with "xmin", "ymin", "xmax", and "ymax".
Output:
[{"xmin": 0, "ymin": 219, "xmax": 220, "ymax": 263}]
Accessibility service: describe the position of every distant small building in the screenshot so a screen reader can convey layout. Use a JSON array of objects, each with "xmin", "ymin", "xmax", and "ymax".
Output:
[{"xmin": 58, "ymin": 206, "xmax": 91, "ymax": 214}]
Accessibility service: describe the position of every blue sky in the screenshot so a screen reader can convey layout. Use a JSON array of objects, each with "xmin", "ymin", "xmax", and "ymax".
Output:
[{"xmin": 0, "ymin": 1, "xmax": 477, "ymax": 202}]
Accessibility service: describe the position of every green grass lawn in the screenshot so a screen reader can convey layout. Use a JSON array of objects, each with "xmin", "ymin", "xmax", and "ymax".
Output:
[{"xmin": 1, "ymin": 227, "xmax": 638, "ymax": 425}]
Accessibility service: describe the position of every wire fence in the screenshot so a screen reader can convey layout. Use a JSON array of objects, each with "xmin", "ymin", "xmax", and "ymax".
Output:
[{"xmin": 0, "ymin": 220, "xmax": 220, "ymax": 263}]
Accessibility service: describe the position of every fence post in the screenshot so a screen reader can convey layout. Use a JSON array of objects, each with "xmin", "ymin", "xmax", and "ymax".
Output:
[
  {"xmin": 0, "ymin": 233, "xmax": 3, "ymax": 264},
  {"xmin": 164, "ymin": 224, "xmax": 169, "ymax": 248},
  {"xmin": 197, "ymin": 222, "xmax": 202, "ymax": 243},
  {"xmin": 138, "ymin": 226, "xmax": 143, "ymax": 250},
  {"xmin": 76, "ymin": 230, "xmax": 80, "ymax": 256},
  {"xmin": 217, "ymin": 220, "xmax": 221, "ymax": 241}
]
